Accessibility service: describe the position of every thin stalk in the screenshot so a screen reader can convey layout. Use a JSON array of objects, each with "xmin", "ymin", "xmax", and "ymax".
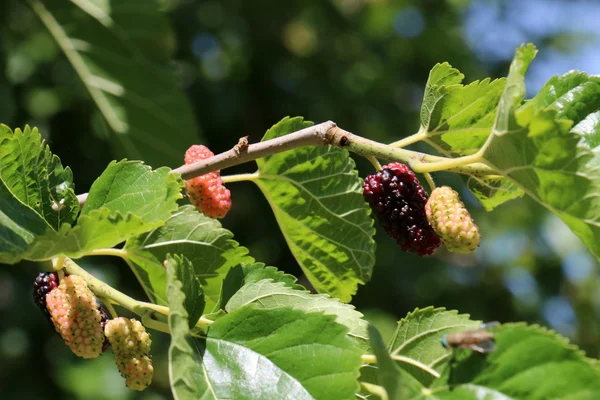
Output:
[
  {"xmin": 221, "ymin": 172, "xmax": 260, "ymax": 184},
  {"xmin": 88, "ymin": 248, "xmax": 129, "ymax": 259},
  {"xmin": 359, "ymin": 382, "xmax": 388, "ymax": 400},
  {"xmin": 59, "ymin": 122, "xmax": 497, "ymax": 210},
  {"xmin": 100, "ymin": 298, "xmax": 119, "ymax": 319},
  {"xmin": 424, "ymin": 172, "xmax": 436, "ymax": 192},
  {"xmin": 389, "ymin": 130, "xmax": 427, "ymax": 148},
  {"xmin": 366, "ymin": 155, "xmax": 382, "ymax": 170},
  {"xmin": 391, "ymin": 355, "xmax": 441, "ymax": 379}
]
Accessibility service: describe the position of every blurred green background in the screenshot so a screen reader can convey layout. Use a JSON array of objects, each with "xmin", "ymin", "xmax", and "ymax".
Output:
[{"xmin": 1, "ymin": 0, "xmax": 600, "ymax": 398}]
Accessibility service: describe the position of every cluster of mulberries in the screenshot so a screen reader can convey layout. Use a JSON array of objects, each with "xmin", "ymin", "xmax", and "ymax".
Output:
[
  {"xmin": 363, "ymin": 162, "xmax": 441, "ymax": 255},
  {"xmin": 425, "ymin": 186, "xmax": 481, "ymax": 253},
  {"xmin": 105, "ymin": 317, "xmax": 153, "ymax": 391},
  {"xmin": 363, "ymin": 163, "xmax": 480, "ymax": 255},
  {"xmin": 33, "ymin": 272, "xmax": 153, "ymax": 390},
  {"xmin": 184, "ymin": 144, "xmax": 232, "ymax": 219}
]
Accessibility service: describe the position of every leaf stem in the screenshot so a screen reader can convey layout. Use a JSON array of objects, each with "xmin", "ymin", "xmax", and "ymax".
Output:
[
  {"xmin": 389, "ymin": 130, "xmax": 427, "ymax": 148},
  {"xmin": 221, "ymin": 172, "xmax": 260, "ymax": 184},
  {"xmin": 359, "ymin": 382, "xmax": 389, "ymax": 400},
  {"xmin": 424, "ymin": 172, "xmax": 436, "ymax": 192},
  {"xmin": 361, "ymin": 354, "xmax": 377, "ymax": 364},
  {"xmin": 88, "ymin": 248, "xmax": 129, "ymax": 259}
]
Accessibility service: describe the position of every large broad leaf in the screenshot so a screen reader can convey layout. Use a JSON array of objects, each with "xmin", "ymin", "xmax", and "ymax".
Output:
[
  {"xmin": 410, "ymin": 324, "xmax": 600, "ymax": 399},
  {"xmin": 225, "ymin": 279, "xmax": 369, "ymax": 349},
  {"xmin": 387, "ymin": 307, "xmax": 479, "ymax": 387},
  {"xmin": 29, "ymin": 0, "xmax": 201, "ymax": 167},
  {"xmin": 255, "ymin": 117, "xmax": 376, "ymax": 302},
  {"xmin": 125, "ymin": 205, "xmax": 254, "ymax": 308},
  {"xmin": 480, "ymin": 44, "xmax": 600, "ymax": 259},
  {"xmin": 168, "ymin": 301, "xmax": 363, "ymax": 399},
  {"xmin": 0, "ymin": 125, "xmax": 78, "ymax": 229}
]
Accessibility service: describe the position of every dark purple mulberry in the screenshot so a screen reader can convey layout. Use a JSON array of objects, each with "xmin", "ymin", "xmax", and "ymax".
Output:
[
  {"xmin": 363, "ymin": 162, "xmax": 441, "ymax": 255},
  {"xmin": 33, "ymin": 272, "xmax": 110, "ymax": 352},
  {"xmin": 33, "ymin": 272, "xmax": 60, "ymax": 326}
]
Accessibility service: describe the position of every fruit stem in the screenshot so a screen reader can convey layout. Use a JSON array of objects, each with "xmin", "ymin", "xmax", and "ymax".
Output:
[
  {"xmin": 424, "ymin": 172, "xmax": 436, "ymax": 192},
  {"xmin": 359, "ymin": 382, "xmax": 389, "ymax": 400},
  {"xmin": 221, "ymin": 172, "xmax": 260, "ymax": 183},
  {"xmin": 366, "ymin": 155, "xmax": 382, "ymax": 170},
  {"xmin": 100, "ymin": 298, "xmax": 119, "ymax": 319}
]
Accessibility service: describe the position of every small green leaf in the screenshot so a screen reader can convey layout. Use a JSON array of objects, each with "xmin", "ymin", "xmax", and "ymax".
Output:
[
  {"xmin": 0, "ymin": 125, "xmax": 78, "ymax": 229},
  {"xmin": 200, "ymin": 306, "xmax": 363, "ymax": 400},
  {"xmin": 255, "ymin": 117, "xmax": 376, "ymax": 302},
  {"xmin": 0, "ymin": 178, "xmax": 51, "ymax": 264},
  {"xmin": 387, "ymin": 307, "xmax": 479, "ymax": 387},
  {"xmin": 420, "ymin": 63, "xmax": 506, "ymax": 156},
  {"xmin": 367, "ymin": 325, "xmax": 402, "ymax": 400},
  {"xmin": 466, "ymin": 175, "xmax": 524, "ymax": 211},
  {"xmin": 166, "ymin": 251, "xmax": 206, "ymax": 400},
  {"xmin": 26, "ymin": 208, "xmax": 154, "ymax": 260},
  {"xmin": 82, "ymin": 160, "xmax": 182, "ymax": 223},
  {"xmin": 225, "ymin": 279, "xmax": 369, "ymax": 349},
  {"xmin": 219, "ymin": 262, "xmax": 304, "ymax": 309},
  {"xmin": 165, "ymin": 254, "xmax": 205, "ymax": 329},
  {"xmin": 125, "ymin": 206, "xmax": 253, "ymax": 309},
  {"xmin": 31, "ymin": 0, "xmax": 202, "ymax": 167}
]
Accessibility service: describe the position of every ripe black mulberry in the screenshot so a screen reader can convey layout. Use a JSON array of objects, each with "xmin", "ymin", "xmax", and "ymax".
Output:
[{"xmin": 363, "ymin": 162, "xmax": 441, "ymax": 255}]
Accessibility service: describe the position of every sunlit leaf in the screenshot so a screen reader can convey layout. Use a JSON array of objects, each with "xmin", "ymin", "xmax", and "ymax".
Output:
[
  {"xmin": 255, "ymin": 117, "xmax": 376, "ymax": 302},
  {"xmin": 419, "ymin": 62, "xmax": 505, "ymax": 157},
  {"xmin": 481, "ymin": 44, "xmax": 600, "ymax": 258},
  {"xmin": 30, "ymin": 0, "xmax": 201, "ymax": 167},
  {"xmin": 125, "ymin": 206, "xmax": 253, "ymax": 308}
]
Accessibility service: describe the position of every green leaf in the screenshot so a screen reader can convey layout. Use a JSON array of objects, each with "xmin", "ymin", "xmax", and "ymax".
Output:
[
  {"xmin": 387, "ymin": 307, "xmax": 479, "ymax": 387},
  {"xmin": 200, "ymin": 306, "xmax": 363, "ymax": 399},
  {"xmin": 255, "ymin": 117, "xmax": 376, "ymax": 302},
  {"xmin": 165, "ymin": 254, "xmax": 205, "ymax": 329},
  {"xmin": 166, "ymin": 250, "xmax": 206, "ymax": 400},
  {"xmin": 26, "ymin": 208, "xmax": 152, "ymax": 261},
  {"xmin": 81, "ymin": 160, "xmax": 182, "ymax": 223},
  {"xmin": 419, "ymin": 63, "xmax": 506, "ymax": 156},
  {"xmin": 0, "ymin": 125, "xmax": 78, "ymax": 229},
  {"xmin": 125, "ymin": 205, "xmax": 253, "ymax": 309},
  {"xmin": 0, "ymin": 178, "xmax": 51, "ymax": 264},
  {"xmin": 30, "ymin": 0, "xmax": 201, "ymax": 167},
  {"xmin": 367, "ymin": 325, "xmax": 402, "ymax": 400},
  {"xmin": 419, "ymin": 325, "xmax": 600, "ymax": 399},
  {"xmin": 481, "ymin": 45, "xmax": 600, "ymax": 258},
  {"xmin": 20, "ymin": 160, "xmax": 182, "ymax": 261},
  {"xmin": 219, "ymin": 262, "xmax": 304, "ymax": 309},
  {"xmin": 225, "ymin": 279, "xmax": 369, "ymax": 349},
  {"xmin": 465, "ymin": 175, "xmax": 524, "ymax": 211}
]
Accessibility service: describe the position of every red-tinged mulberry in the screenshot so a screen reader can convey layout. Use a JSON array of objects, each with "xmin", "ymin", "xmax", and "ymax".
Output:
[
  {"xmin": 363, "ymin": 162, "xmax": 441, "ymax": 255},
  {"xmin": 105, "ymin": 317, "xmax": 153, "ymax": 391},
  {"xmin": 425, "ymin": 186, "xmax": 481, "ymax": 253},
  {"xmin": 46, "ymin": 275, "xmax": 105, "ymax": 359},
  {"xmin": 184, "ymin": 144, "xmax": 231, "ymax": 219}
]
